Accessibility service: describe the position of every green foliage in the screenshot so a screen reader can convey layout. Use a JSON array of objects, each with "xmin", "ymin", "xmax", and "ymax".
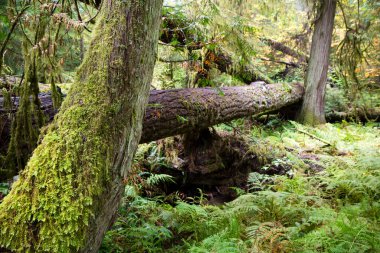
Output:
[
  {"xmin": 0, "ymin": 182, "xmax": 9, "ymax": 195},
  {"xmin": 0, "ymin": 0, "xmax": 379, "ymax": 251},
  {"xmin": 325, "ymin": 85, "xmax": 350, "ymax": 114},
  {"xmin": 153, "ymin": 0, "xmax": 312, "ymax": 88},
  {"xmin": 0, "ymin": 2, "xmax": 10, "ymax": 43},
  {"xmin": 1, "ymin": 0, "xmax": 93, "ymax": 177},
  {"xmin": 102, "ymin": 121, "xmax": 380, "ymax": 253},
  {"xmin": 146, "ymin": 173, "xmax": 176, "ymax": 187},
  {"xmin": 291, "ymin": 202, "xmax": 380, "ymax": 253},
  {"xmin": 100, "ymin": 193, "xmax": 175, "ymax": 253}
]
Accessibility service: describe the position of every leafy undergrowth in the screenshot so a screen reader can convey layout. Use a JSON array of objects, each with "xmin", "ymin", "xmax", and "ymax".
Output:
[{"xmin": 100, "ymin": 120, "xmax": 380, "ymax": 253}]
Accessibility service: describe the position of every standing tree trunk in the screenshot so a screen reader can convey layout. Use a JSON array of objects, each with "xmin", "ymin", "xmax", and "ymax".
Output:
[
  {"xmin": 298, "ymin": 0, "xmax": 337, "ymax": 125},
  {"xmin": 0, "ymin": 1, "xmax": 163, "ymax": 252}
]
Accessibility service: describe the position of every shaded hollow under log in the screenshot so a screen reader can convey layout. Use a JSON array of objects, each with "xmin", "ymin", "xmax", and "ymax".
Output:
[{"xmin": 143, "ymin": 129, "xmax": 293, "ymax": 205}]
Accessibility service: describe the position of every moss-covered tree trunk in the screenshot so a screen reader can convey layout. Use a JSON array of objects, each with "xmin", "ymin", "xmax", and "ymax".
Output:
[
  {"xmin": 297, "ymin": 0, "xmax": 336, "ymax": 125},
  {"xmin": 0, "ymin": 0, "xmax": 163, "ymax": 252}
]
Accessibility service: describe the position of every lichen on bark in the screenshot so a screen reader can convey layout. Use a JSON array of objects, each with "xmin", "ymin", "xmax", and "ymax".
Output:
[{"xmin": 0, "ymin": 1, "xmax": 163, "ymax": 252}]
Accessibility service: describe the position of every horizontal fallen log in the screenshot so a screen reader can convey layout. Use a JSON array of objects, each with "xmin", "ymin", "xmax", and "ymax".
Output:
[
  {"xmin": 261, "ymin": 38, "xmax": 308, "ymax": 63},
  {"xmin": 326, "ymin": 108, "xmax": 380, "ymax": 122},
  {"xmin": 0, "ymin": 83, "xmax": 304, "ymax": 151},
  {"xmin": 142, "ymin": 83, "xmax": 303, "ymax": 142}
]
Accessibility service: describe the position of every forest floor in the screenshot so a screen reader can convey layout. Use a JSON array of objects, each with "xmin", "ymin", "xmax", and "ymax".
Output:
[{"xmin": 100, "ymin": 119, "xmax": 380, "ymax": 253}]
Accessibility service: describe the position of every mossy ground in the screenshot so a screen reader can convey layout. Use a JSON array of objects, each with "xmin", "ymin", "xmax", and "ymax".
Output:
[{"xmin": 100, "ymin": 119, "xmax": 380, "ymax": 253}]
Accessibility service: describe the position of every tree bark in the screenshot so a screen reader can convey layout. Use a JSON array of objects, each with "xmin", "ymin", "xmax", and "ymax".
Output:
[
  {"xmin": 261, "ymin": 38, "xmax": 307, "ymax": 63},
  {"xmin": 1, "ymin": 83, "xmax": 304, "ymax": 151},
  {"xmin": 142, "ymin": 82, "xmax": 303, "ymax": 142},
  {"xmin": 0, "ymin": 93, "xmax": 57, "ymax": 156},
  {"xmin": 297, "ymin": 0, "xmax": 337, "ymax": 125},
  {"xmin": 0, "ymin": 1, "xmax": 163, "ymax": 252},
  {"xmin": 326, "ymin": 107, "xmax": 380, "ymax": 122}
]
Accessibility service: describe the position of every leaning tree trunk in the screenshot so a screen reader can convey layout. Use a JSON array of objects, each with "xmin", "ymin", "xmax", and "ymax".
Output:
[
  {"xmin": 0, "ymin": 1, "xmax": 163, "ymax": 252},
  {"xmin": 297, "ymin": 0, "xmax": 336, "ymax": 125}
]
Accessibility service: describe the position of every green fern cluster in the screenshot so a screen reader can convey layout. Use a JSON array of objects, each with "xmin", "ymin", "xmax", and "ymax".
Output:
[{"xmin": 101, "ymin": 121, "xmax": 380, "ymax": 253}]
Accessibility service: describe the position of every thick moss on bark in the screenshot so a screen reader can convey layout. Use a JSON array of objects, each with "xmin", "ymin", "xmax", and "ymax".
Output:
[
  {"xmin": 0, "ymin": 1, "xmax": 163, "ymax": 252},
  {"xmin": 5, "ymin": 44, "xmax": 46, "ymax": 176}
]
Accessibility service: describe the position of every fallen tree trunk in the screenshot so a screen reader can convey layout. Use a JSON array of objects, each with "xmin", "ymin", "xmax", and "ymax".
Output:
[
  {"xmin": 0, "ymin": 93, "xmax": 56, "ymax": 154},
  {"xmin": 326, "ymin": 108, "xmax": 380, "ymax": 122},
  {"xmin": 1, "ymin": 82, "xmax": 304, "ymax": 149},
  {"xmin": 261, "ymin": 38, "xmax": 308, "ymax": 63},
  {"xmin": 142, "ymin": 83, "xmax": 303, "ymax": 142}
]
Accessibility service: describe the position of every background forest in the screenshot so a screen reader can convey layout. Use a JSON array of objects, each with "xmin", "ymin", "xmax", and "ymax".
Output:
[{"xmin": 0, "ymin": 0, "xmax": 379, "ymax": 252}]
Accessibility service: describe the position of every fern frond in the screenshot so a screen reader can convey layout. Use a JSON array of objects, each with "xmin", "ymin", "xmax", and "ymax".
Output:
[{"xmin": 146, "ymin": 173, "xmax": 176, "ymax": 187}]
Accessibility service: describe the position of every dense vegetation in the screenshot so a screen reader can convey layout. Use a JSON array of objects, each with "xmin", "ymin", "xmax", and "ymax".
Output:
[
  {"xmin": 101, "ymin": 120, "xmax": 380, "ymax": 252},
  {"xmin": 0, "ymin": 0, "xmax": 379, "ymax": 252}
]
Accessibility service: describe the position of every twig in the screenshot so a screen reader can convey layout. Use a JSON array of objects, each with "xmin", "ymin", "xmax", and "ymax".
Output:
[
  {"xmin": 158, "ymin": 57, "xmax": 193, "ymax": 63},
  {"xmin": 260, "ymin": 57, "xmax": 299, "ymax": 67},
  {"xmin": 295, "ymin": 128, "xmax": 331, "ymax": 146}
]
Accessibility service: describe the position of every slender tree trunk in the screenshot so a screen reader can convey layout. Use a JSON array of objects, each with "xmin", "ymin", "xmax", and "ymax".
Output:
[
  {"xmin": 298, "ymin": 0, "xmax": 336, "ymax": 125},
  {"xmin": 80, "ymin": 36, "xmax": 85, "ymax": 61},
  {"xmin": 0, "ymin": 1, "xmax": 163, "ymax": 252}
]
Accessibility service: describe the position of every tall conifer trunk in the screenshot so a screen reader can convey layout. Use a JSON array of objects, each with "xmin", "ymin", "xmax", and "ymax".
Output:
[
  {"xmin": 298, "ymin": 0, "xmax": 337, "ymax": 125},
  {"xmin": 0, "ymin": 1, "xmax": 163, "ymax": 252}
]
